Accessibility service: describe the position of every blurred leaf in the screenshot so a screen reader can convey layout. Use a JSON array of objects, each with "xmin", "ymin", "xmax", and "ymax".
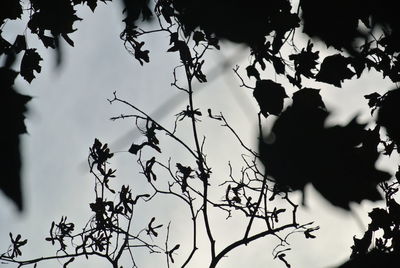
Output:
[
  {"xmin": 0, "ymin": 0, "xmax": 23, "ymax": 22},
  {"xmin": 260, "ymin": 103, "xmax": 390, "ymax": 209},
  {"xmin": 1, "ymin": 67, "xmax": 30, "ymax": 210}
]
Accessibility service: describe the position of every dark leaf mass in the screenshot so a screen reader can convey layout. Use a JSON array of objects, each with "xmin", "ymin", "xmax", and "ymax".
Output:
[
  {"xmin": 172, "ymin": 0, "xmax": 299, "ymax": 45},
  {"xmin": 246, "ymin": 65, "xmax": 260, "ymax": 81},
  {"xmin": 260, "ymin": 88, "xmax": 390, "ymax": 209}
]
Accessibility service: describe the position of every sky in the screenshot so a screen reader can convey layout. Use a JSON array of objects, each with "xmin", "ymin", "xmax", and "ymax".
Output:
[{"xmin": 0, "ymin": 1, "xmax": 398, "ymax": 268}]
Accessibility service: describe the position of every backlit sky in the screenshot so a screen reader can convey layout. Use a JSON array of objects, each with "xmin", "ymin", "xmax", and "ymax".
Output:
[{"xmin": 0, "ymin": 1, "xmax": 398, "ymax": 268}]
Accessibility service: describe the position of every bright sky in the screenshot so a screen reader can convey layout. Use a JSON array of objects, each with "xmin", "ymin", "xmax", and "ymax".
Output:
[{"xmin": 0, "ymin": 2, "xmax": 397, "ymax": 268}]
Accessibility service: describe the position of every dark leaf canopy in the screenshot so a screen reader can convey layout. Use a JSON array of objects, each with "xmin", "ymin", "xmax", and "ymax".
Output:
[{"xmin": 172, "ymin": 0, "xmax": 299, "ymax": 44}]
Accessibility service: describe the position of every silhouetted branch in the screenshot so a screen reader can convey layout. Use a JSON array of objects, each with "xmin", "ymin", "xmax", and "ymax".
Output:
[{"xmin": 109, "ymin": 91, "xmax": 197, "ymax": 159}]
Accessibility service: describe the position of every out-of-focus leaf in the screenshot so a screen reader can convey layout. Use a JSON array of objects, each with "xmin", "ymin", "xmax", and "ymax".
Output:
[
  {"xmin": 1, "ymin": 67, "xmax": 30, "ymax": 211},
  {"xmin": 260, "ymin": 101, "xmax": 390, "ymax": 209},
  {"xmin": 13, "ymin": 35, "xmax": 26, "ymax": 53}
]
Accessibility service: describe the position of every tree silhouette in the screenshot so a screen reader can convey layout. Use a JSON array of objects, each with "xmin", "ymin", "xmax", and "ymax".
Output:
[{"xmin": 1, "ymin": 0, "xmax": 400, "ymax": 267}]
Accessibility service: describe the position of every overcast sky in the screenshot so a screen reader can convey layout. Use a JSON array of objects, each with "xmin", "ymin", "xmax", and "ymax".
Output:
[{"xmin": 0, "ymin": 1, "xmax": 398, "ymax": 268}]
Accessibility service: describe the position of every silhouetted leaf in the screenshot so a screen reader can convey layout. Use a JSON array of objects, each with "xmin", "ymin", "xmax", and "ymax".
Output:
[
  {"xmin": 193, "ymin": 31, "xmax": 205, "ymax": 46},
  {"xmin": 9, "ymin": 233, "xmax": 28, "ymax": 257},
  {"xmin": 304, "ymin": 226, "xmax": 319, "ymax": 239},
  {"xmin": 246, "ymin": 65, "xmax": 260, "ymax": 80},
  {"xmin": 20, "ymin": 49, "xmax": 42, "ymax": 83},
  {"xmin": 128, "ymin": 143, "xmax": 142, "ymax": 155},
  {"xmin": 364, "ymin": 92, "xmax": 381, "ymax": 109},
  {"xmin": 316, "ymin": 54, "xmax": 355, "ymax": 87},
  {"xmin": 134, "ymin": 41, "xmax": 150, "ymax": 65},
  {"xmin": 1, "ymin": 67, "xmax": 30, "ymax": 210},
  {"xmin": 253, "ymin": 79, "xmax": 288, "ymax": 117},
  {"xmin": 168, "ymin": 244, "xmax": 180, "ymax": 263},
  {"xmin": 289, "ymin": 40, "xmax": 319, "ymax": 83}
]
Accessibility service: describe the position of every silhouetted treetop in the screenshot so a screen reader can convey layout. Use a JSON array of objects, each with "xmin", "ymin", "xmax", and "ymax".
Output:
[{"xmin": 2, "ymin": 1, "xmax": 400, "ymax": 268}]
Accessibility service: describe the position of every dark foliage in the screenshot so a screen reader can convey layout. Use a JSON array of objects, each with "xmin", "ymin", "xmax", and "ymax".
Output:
[
  {"xmin": 377, "ymin": 89, "xmax": 400, "ymax": 151},
  {"xmin": 260, "ymin": 88, "xmax": 390, "ymax": 209},
  {"xmin": 338, "ymin": 180, "xmax": 400, "ymax": 268},
  {"xmin": 171, "ymin": 0, "xmax": 299, "ymax": 45}
]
